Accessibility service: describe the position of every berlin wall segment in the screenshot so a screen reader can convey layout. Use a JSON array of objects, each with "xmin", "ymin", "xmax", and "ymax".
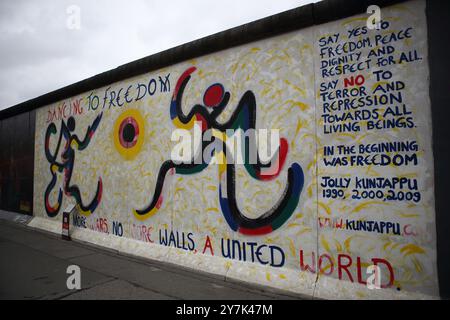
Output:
[{"xmin": 21, "ymin": 0, "xmax": 439, "ymax": 299}]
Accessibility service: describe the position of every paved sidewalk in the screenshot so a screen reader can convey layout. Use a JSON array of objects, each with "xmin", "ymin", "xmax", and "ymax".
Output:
[{"xmin": 0, "ymin": 219, "xmax": 303, "ymax": 300}]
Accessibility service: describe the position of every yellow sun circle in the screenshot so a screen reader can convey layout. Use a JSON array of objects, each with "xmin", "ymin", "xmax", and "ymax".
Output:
[{"xmin": 113, "ymin": 109, "xmax": 145, "ymax": 160}]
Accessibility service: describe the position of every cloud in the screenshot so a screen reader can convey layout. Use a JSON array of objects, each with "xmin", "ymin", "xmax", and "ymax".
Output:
[{"xmin": 0, "ymin": 0, "xmax": 317, "ymax": 110}]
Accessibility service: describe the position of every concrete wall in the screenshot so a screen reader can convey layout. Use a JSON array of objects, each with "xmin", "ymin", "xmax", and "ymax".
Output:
[
  {"xmin": 29, "ymin": 0, "xmax": 438, "ymax": 299},
  {"xmin": 0, "ymin": 110, "xmax": 35, "ymax": 215}
]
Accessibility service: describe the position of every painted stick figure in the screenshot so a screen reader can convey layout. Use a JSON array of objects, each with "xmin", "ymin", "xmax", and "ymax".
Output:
[
  {"xmin": 44, "ymin": 113, "xmax": 103, "ymax": 217},
  {"xmin": 134, "ymin": 67, "xmax": 304, "ymax": 236}
]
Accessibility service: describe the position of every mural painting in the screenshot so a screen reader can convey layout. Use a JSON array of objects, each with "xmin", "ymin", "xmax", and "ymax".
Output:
[
  {"xmin": 44, "ymin": 113, "xmax": 103, "ymax": 217},
  {"xmin": 33, "ymin": 0, "xmax": 437, "ymax": 299},
  {"xmin": 134, "ymin": 66, "xmax": 304, "ymax": 236}
]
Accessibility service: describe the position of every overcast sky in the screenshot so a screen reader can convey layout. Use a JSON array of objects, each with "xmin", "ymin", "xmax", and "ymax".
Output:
[{"xmin": 0, "ymin": 0, "xmax": 318, "ymax": 111}]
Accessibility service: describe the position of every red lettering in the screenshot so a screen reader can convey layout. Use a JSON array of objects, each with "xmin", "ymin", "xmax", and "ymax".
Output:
[
  {"xmin": 357, "ymin": 257, "xmax": 367, "ymax": 285},
  {"xmin": 338, "ymin": 254, "xmax": 354, "ymax": 282},
  {"xmin": 372, "ymin": 258, "xmax": 395, "ymax": 288},
  {"xmin": 299, "ymin": 250, "xmax": 316, "ymax": 273},
  {"xmin": 344, "ymin": 75, "xmax": 365, "ymax": 87},
  {"xmin": 72, "ymin": 98, "xmax": 84, "ymax": 115},
  {"xmin": 146, "ymin": 226, "xmax": 154, "ymax": 243},
  {"xmin": 318, "ymin": 254, "xmax": 334, "ymax": 275},
  {"xmin": 335, "ymin": 218, "xmax": 343, "ymax": 229},
  {"xmin": 202, "ymin": 235, "xmax": 214, "ymax": 255},
  {"xmin": 62, "ymin": 102, "xmax": 68, "ymax": 118}
]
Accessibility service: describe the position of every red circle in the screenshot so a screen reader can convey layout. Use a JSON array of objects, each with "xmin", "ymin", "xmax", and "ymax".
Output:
[
  {"xmin": 118, "ymin": 117, "xmax": 139, "ymax": 148},
  {"xmin": 203, "ymin": 84, "xmax": 224, "ymax": 108}
]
